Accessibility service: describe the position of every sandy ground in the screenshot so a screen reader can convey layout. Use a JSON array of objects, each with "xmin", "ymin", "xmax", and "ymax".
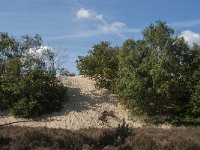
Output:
[{"xmin": 0, "ymin": 76, "xmax": 146, "ymax": 130}]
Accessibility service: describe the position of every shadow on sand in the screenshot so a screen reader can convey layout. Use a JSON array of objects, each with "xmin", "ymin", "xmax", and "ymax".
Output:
[{"xmin": 30, "ymin": 87, "xmax": 118, "ymax": 121}]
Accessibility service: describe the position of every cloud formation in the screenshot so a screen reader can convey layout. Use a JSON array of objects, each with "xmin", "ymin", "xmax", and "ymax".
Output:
[
  {"xmin": 99, "ymin": 21, "xmax": 126, "ymax": 33},
  {"xmin": 29, "ymin": 46, "xmax": 52, "ymax": 56},
  {"xmin": 46, "ymin": 8, "xmax": 141, "ymax": 40},
  {"xmin": 179, "ymin": 30, "xmax": 200, "ymax": 46},
  {"xmin": 76, "ymin": 8, "xmax": 127, "ymax": 39},
  {"xmin": 76, "ymin": 8, "xmax": 103, "ymax": 21}
]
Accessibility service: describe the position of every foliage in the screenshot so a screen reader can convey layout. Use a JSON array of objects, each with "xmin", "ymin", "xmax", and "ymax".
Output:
[
  {"xmin": 189, "ymin": 45, "xmax": 200, "ymax": 116},
  {"xmin": 0, "ymin": 33, "xmax": 67, "ymax": 117},
  {"xmin": 11, "ymin": 69, "xmax": 66, "ymax": 117},
  {"xmin": 76, "ymin": 41, "xmax": 118, "ymax": 90},
  {"xmin": 190, "ymin": 83, "xmax": 200, "ymax": 116},
  {"xmin": 77, "ymin": 21, "xmax": 200, "ymax": 119},
  {"xmin": 115, "ymin": 21, "xmax": 200, "ymax": 117}
]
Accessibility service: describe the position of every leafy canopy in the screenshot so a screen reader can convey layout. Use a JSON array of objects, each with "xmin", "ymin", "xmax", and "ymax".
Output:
[
  {"xmin": 77, "ymin": 21, "xmax": 200, "ymax": 118},
  {"xmin": 0, "ymin": 33, "xmax": 67, "ymax": 117}
]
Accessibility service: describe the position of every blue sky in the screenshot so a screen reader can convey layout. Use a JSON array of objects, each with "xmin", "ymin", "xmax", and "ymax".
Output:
[{"xmin": 1, "ymin": 0, "xmax": 200, "ymax": 74}]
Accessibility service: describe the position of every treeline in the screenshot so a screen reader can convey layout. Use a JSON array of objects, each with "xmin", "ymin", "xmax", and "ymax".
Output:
[
  {"xmin": 0, "ymin": 33, "xmax": 67, "ymax": 117},
  {"xmin": 76, "ymin": 21, "xmax": 200, "ymax": 120}
]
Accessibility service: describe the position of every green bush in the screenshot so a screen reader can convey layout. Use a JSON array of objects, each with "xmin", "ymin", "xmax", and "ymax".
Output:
[
  {"xmin": 76, "ymin": 41, "xmax": 118, "ymax": 90},
  {"xmin": 190, "ymin": 83, "xmax": 200, "ymax": 116},
  {"xmin": 11, "ymin": 69, "xmax": 67, "ymax": 117},
  {"xmin": 11, "ymin": 98, "xmax": 40, "ymax": 118},
  {"xmin": 189, "ymin": 45, "xmax": 200, "ymax": 117},
  {"xmin": 77, "ymin": 21, "xmax": 200, "ymax": 120},
  {"xmin": 115, "ymin": 21, "xmax": 200, "ymax": 117},
  {"xmin": 0, "ymin": 79, "xmax": 6, "ymax": 110},
  {"xmin": 0, "ymin": 33, "xmax": 67, "ymax": 118}
]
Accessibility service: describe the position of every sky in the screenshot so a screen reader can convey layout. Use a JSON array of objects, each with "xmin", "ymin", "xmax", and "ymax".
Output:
[{"xmin": 1, "ymin": 0, "xmax": 200, "ymax": 74}]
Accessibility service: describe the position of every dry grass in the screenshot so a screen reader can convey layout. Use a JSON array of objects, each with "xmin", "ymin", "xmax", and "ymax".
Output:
[{"xmin": 0, "ymin": 126, "xmax": 200, "ymax": 150}]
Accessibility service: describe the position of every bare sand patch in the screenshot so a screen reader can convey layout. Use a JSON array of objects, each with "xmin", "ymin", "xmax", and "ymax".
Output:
[{"xmin": 0, "ymin": 76, "xmax": 146, "ymax": 130}]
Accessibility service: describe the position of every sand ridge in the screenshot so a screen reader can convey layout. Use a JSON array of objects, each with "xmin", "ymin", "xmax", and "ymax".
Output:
[{"xmin": 0, "ymin": 76, "xmax": 144, "ymax": 130}]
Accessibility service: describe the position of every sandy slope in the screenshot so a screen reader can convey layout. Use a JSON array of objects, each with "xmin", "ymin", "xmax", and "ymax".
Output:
[{"xmin": 0, "ymin": 76, "xmax": 143, "ymax": 130}]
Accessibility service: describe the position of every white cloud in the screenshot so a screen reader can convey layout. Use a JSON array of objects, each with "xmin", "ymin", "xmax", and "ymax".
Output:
[
  {"xmin": 76, "ymin": 8, "xmax": 128, "ymax": 39},
  {"xmin": 76, "ymin": 8, "xmax": 104, "ymax": 21},
  {"xmin": 20, "ymin": 46, "xmax": 55, "ymax": 72},
  {"xmin": 99, "ymin": 21, "xmax": 126, "ymax": 33},
  {"xmin": 46, "ymin": 26, "xmax": 141, "ymax": 40},
  {"xmin": 44, "ymin": 8, "xmax": 141, "ymax": 40},
  {"xmin": 29, "ymin": 46, "xmax": 53, "ymax": 56},
  {"xmin": 76, "ymin": 8, "xmax": 90, "ymax": 19},
  {"xmin": 179, "ymin": 30, "xmax": 200, "ymax": 46},
  {"xmin": 98, "ymin": 21, "xmax": 127, "ymax": 39}
]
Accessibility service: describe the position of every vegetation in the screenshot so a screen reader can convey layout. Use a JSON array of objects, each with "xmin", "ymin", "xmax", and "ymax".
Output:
[
  {"xmin": 77, "ymin": 21, "xmax": 200, "ymax": 122},
  {"xmin": 0, "ymin": 33, "xmax": 67, "ymax": 117},
  {"xmin": 76, "ymin": 41, "xmax": 118, "ymax": 90},
  {"xmin": 1, "ymin": 126, "xmax": 200, "ymax": 150},
  {"xmin": 0, "ymin": 21, "xmax": 199, "ymax": 149}
]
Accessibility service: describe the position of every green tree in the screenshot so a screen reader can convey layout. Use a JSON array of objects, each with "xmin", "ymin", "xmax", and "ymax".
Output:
[
  {"xmin": 76, "ymin": 41, "xmax": 118, "ymax": 89},
  {"xmin": 0, "ymin": 33, "xmax": 67, "ymax": 117},
  {"xmin": 116, "ymin": 21, "xmax": 200, "ymax": 116},
  {"xmin": 116, "ymin": 39, "xmax": 152, "ymax": 114},
  {"xmin": 189, "ymin": 45, "xmax": 200, "ymax": 116},
  {"xmin": 0, "ymin": 33, "xmax": 19, "ymax": 76},
  {"xmin": 76, "ymin": 21, "xmax": 200, "ymax": 119}
]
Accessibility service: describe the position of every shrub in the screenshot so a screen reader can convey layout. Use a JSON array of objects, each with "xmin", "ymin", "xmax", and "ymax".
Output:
[
  {"xmin": 1, "ymin": 126, "xmax": 200, "ymax": 149},
  {"xmin": 190, "ymin": 83, "xmax": 200, "ymax": 116},
  {"xmin": 11, "ymin": 69, "xmax": 67, "ymax": 117},
  {"xmin": 189, "ymin": 45, "xmax": 200, "ymax": 117},
  {"xmin": 116, "ymin": 21, "xmax": 194, "ymax": 115},
  {"xmin": 0, "ymin": 33, "xmax": 67, "ymax": 118},
  {"xmin": 0, "ymin": 80, "xmax": 5, "ymax": 110},
  {"xmin": 76, "ymin": 41, "xmax": 118, "ymax": 90},
  {"xmin": 77, "ymin": 21, "xmax": 200, "ymax": 120}
]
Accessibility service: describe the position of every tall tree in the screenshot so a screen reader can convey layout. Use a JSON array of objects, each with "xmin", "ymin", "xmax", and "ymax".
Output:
[
  {"xmin": 77, "ymin": 41, "xmax": 118, "ymax": 89},
  {"xmin": 0, "ymin": 33, "xmax": 67, "ymax": 117},
  {"xmin": 116, "ymin": 21, "xmax": 198, "ymax": 116}
]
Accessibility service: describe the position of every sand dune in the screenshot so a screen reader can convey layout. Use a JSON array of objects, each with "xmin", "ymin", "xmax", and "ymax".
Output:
[{"xmin": 0, "ymin": 76, "xmax": 144, "ymax": 130}]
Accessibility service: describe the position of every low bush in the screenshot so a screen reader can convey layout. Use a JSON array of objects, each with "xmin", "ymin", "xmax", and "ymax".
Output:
[
  {"xmin": 0, "ymin": 33, "xmax": 67, "ymax": 118},
  {"xmin": 76, "ymin": 41, "xmax": 118, "ymax": 90},
  {"xmin": 1, "ymin": 126, "xmax": 200, "ymax": 150},
  {"xmin": 190, "ymin": 83, "xmax": 200, "ymax": 117},
  {"xmin": 11, "ymin": 69, "xmax": 67, "ymax": 117}
]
